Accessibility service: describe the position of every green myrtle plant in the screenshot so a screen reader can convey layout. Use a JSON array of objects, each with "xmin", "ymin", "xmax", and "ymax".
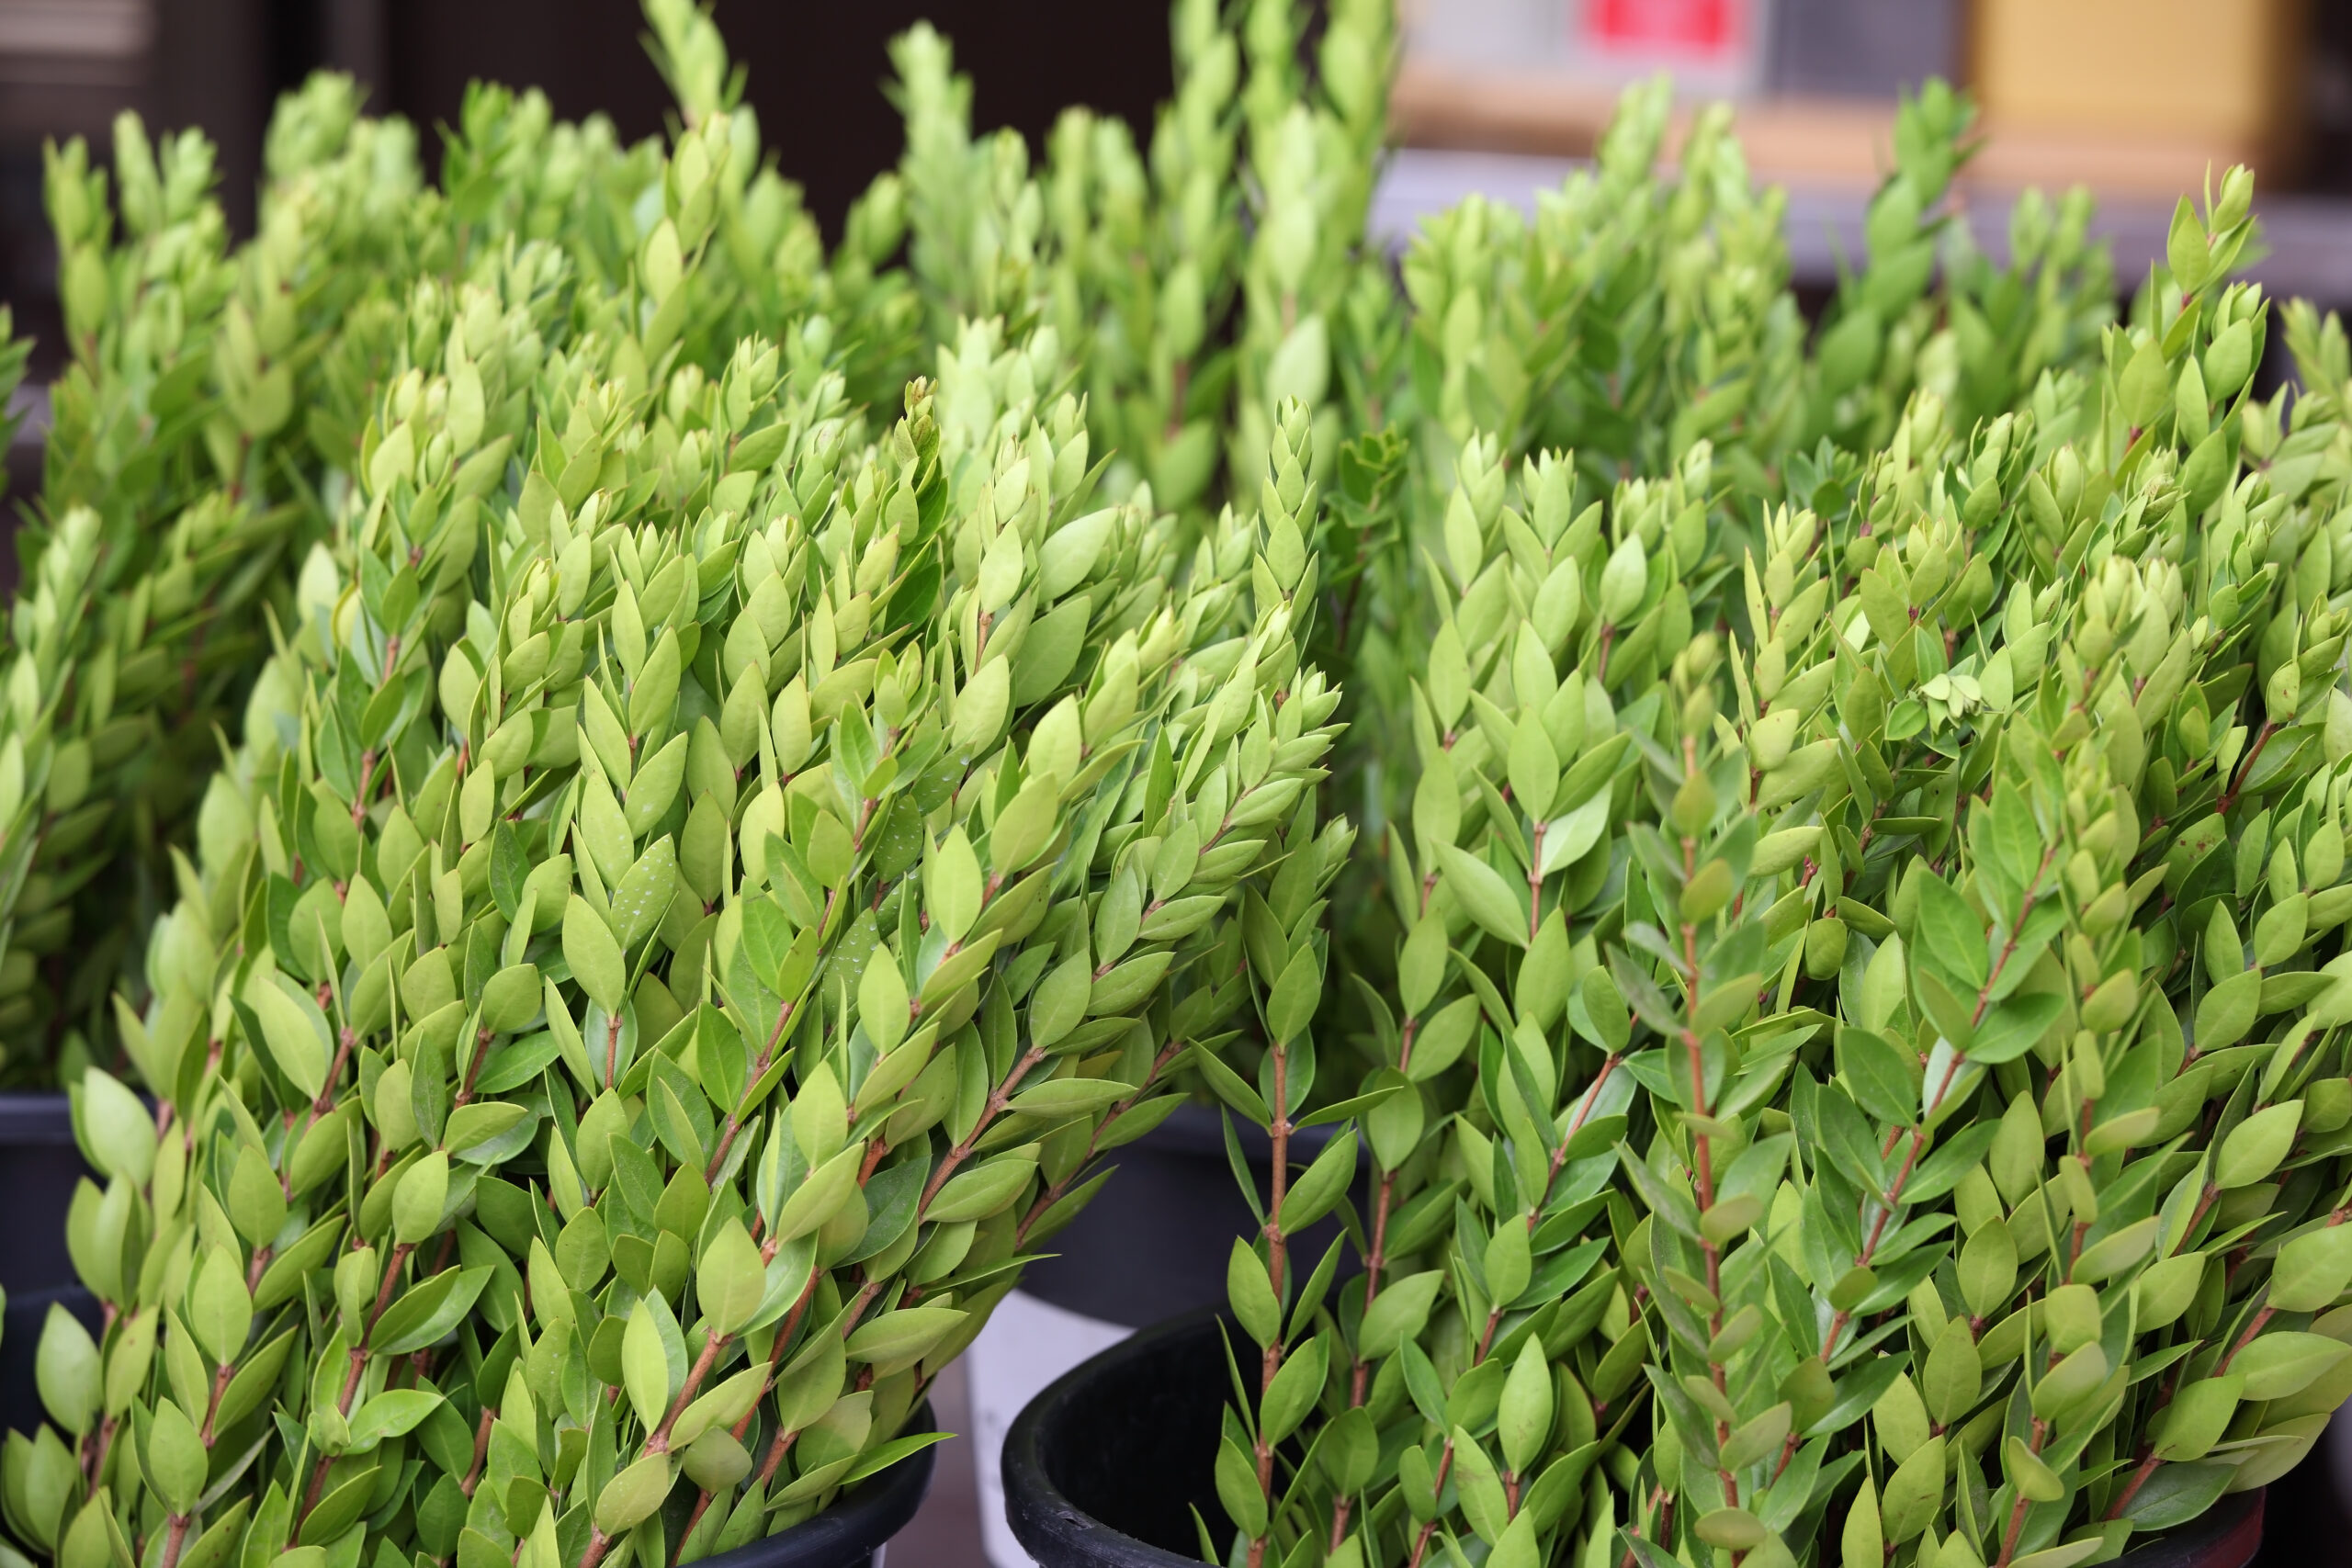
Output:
[
  {"xmin": 0, "ymin": 0, "xmax": 1004, "ymax": 1084},
  {"xmin": 1398, "ymin": 84, "xmax": 1804, "ymax": 502},
  {"xmin": 11, "ymin": 239, "xmax": 1344, "ymax": 1564},
  {"xmin": 1227, "ymin": 0, "xmax": 1394, "ymax": 491},
  {"xmin": 1323, "ymin": 426, "xmax": 1731, "ymax": 1043},
  {"xmin": 1202, "ymin": 137, "xmax": 2352, "ymax": 1568},
  {"xmin": 1204, "ymin": 424, "xmax": 1804, "ymax": 1568},
  {"xmin": 1801, "ymin": 82, "xmax": 2117, "ymax": 459},
  {"xmin": 0, "ymin": 103, "xmax": 411, "ymax": 1073},
  {"xmin": 891, "ymin": 26, "xmax": 1046, "ymax": 347},
  {"xmin": 16, "ymin": 5, "xmax": 2352, "ymax": 1567},
  {"xmin": 1041, "ymin": 0, "xmax": 1245, "ymax": 515},
  {"xmin": 1599, "ymin": 177, "xmax": 2352, "ymax": 1568},
  {"xmin": 1326, "ymin": 77, "xmax": 2119, "ymax": 1089}
]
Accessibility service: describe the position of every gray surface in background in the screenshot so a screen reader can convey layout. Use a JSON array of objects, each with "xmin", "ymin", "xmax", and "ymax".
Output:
[
  {"xmin": 1767, "ymin": 0, "xmax": 1960, "ymax": 99},
  {"xmin": 892, "ymin": 1360, "xmax": 989, "ymax": 1568},
  {"xmin": 1372, "ymin": 147, "xmax": 2352, "ymax": 310}
]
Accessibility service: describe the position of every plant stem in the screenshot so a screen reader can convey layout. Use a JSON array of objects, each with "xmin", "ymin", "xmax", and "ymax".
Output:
[
  {"xmin": 1674, "ymin": 782, "xmax": 1743, "ymax": 1558},
  {"xmin": 1246, "ymin": 1042, "xmax": 1294, "ymax": 1568},
  {"xmin": 919, "ymin": 1043, "xmax": 1048, "ymax": 1213}
]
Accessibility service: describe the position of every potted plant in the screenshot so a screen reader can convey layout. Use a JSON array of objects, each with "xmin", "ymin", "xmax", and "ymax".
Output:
[
  {"xmin": 1004, "ymin": 103, "xmax": 2343, "ymax": 1568},
  {"xmin": 0, "ymin": 0, "xmax": 933, "ymax": 1306},
  {"xmin": 0, "ymin": 8, "xmax": 1356, "ymax": 1561},
  {"xmin": 0, "ymin": 75, "xmax": 1360, "ymax": 1542}
]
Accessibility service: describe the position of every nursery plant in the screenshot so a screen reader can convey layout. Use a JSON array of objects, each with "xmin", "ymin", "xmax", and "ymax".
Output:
[
  {"xmin": 1304, "ymin": 76, "xmax": 2131, "ymax": 1093},
  {"xmin": 11, "ymin": 2, "xmax": 2352, "ymax": 1567},
  {"xmin": 1204, "ymin": 432, "xmax": 1749, "ymax": 1568},
  {"xmin": 1602, "ymin": 180, "xmax": 2352, "ymax": 1568},
  {"xmin": 11, "ymin": 203, "xmax": 1347, "ymax": 1567},
  {"xmin": 1204, "ymin": 163, "xmax": 2352, "ymax": 1568},
  {"xmin": 0, "ymin": 0, "xmax": 934, "ymax": 1086},
  {"xmin": 0, "ymin": 95, "xmax": 423, "ymax": 1077},
  {"xmin": 1037, "ymin": 0, "xmax": 1246, "ymax": 514}
]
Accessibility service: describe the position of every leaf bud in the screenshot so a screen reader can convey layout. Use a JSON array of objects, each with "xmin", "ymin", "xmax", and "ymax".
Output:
[
  {"xmin": 1679, "ymin": 684, "xmax": 1716, "ymax": 741},
  {"xmin": 1670, "ymin": 772, "xmax": 1716, "ymax": 840},
  {"xmin": 1599, "ymin": 536, "xmax": 1647, "ymax": 625},
  {"xmin": 1990, "ymin": 1093, "xmax": 2044, "ymax": 1207},
  {"xmin": 392, "ymin": 1150, "xmax": 450, "ymax": 1247},
  {"xmin": 1680, "ymin": 860, "xmax": 1732, "ymax": 925},
  {"xmin": 2081, "ymin": 971, "xmax": 2137, "ymax": 1033},
  {"xmin": 335, "ymin": 1246, "xmax": 379, "ymax": 1337},
  {"xmin": 2266, "ymin": 660, "xmax": 2301, "ymax": 724},
  {"xmin": 2215, "ymin": 165, "xmax": 2255, "ymax": 231},
  {"xmin": 1804, "ymin": 917, "xmax": 1847, "ymax": 979}
]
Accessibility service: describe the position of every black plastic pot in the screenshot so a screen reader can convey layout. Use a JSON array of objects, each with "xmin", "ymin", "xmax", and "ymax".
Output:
[
  {"xmin": 971, "ymin": 1105, "xmax": 1366, "ymax": 1568},
  {"xmin": 2132, "ymin": 1491, "xmax": 2262, "ymax": 1568},
  {"xmin": 1004, "ymin": 1312, "xmax": 2269, "ymax": 1568},
  {"xmin": 0, "ymin": 1091, "xmax": 88, "ymax": 1297},
  {"xmin": 1017, "ymin": 1104, "xmax": 1358, "ymax": 1328},
  {"xmin": 1003, "ymin": 1310, "xmax": 1234, "ymax": 1568},
  {"xmin": 699, "ymin": 1402, "xmax": 939, "ymax": 1568}
]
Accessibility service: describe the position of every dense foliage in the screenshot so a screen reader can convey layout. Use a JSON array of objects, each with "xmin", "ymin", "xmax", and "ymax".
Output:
[{"xmin": 6, "ymin": 3, "xmax": 2350, "ymax": 1568}]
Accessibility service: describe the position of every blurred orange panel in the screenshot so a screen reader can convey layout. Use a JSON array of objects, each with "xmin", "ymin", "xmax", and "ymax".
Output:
[{"xmin": 1972, "ymin": 0, "xmax": 2306, "ymax": 175}]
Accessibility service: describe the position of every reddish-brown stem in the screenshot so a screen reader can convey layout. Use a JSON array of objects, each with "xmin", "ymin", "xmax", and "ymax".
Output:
[
  {"xmin": 1404, "ymin": 1442, "xmax": 1460, "ymax": 1568},
  {"xmin": 706, "ymin": 995, "xmax": 805, "ymax": 1181},
  {"xmin": 300, "ymin": 1239, "xmax": 413, "ymax": 1524},
  {"xmin": 1526, "ymin": 820, "xmax": 1546, "ymax": 942},
  {"xmin": 197, "ymin": 1358, "xmax": 234, "ymax": 1446},
  {"xmin": 1675, "ymin": 786, "xmax": 1746, "ymax": 1552},
  {"xmin": 314, "ymin": 1026, "xmax": 359, "ymax": 1116},
  {"xmin": 755, "ymin": 1421, "xmax": 800, "ymax": 1491},
  {"xmin": 2104, "ymin": 1452, "xmax": 2164, "ymax": 1521},
  {"xmin": 2215, "ymin": 721, "xmax": 2278, "ymax": 819},
  {"xmin": 1349, "ymin": 1170, "xmax": 1397, "ymax": 1404},
  {"xmin": 156, "ymin": 1516, "xmax": 193, "ymax": 1568},
  {"xmin": 1342, "ymin": 1007, "xmax": 1439, "ymax": 1414},
  {"xmin": 2216, "ymin": 1305, "xmax": 2277, "ymax": 1376},
  {"xmin": 452, "ymin": 1027, "xmax": 493, "ymax": 1110},
  {"xmin": 1245, "ymin": 1043, "xmax": 1295, "ymax": 1568},
  {"xmin": 81, "ymin": 1416, "xmax": 118, "ymax": 1495},
  {"xmin": 1015, "ymin": 1037, "xmax": 1190, "ymax": 1247},
  {"xmin": 1992, "ymin": 1419, "xmax": 2052, "ymax": 1567},
  {"xmin": 674, "ymin": 1271, "xmax": 824, "ymax": 1565},
  {"xmin": 2183, "ymin": 1182, "xmax": 2221, "ymax": 1245},
  {"xmin": 1819, "ymin": 848, "xmax": 2038, "ymax": 1363},
  {"xmin": 920, "ymin": 1044, "xmax": 1048, "ymax": 1213},
  {"xmin": 648, "ymin": 1328, "xmax": 731, "ymax": 1454},
  {"xmin": 1821, "ymin": 1130, "xmax": 1928, "ymax": 1360},
  {"xmin": 459, "ymin": 1407, "xmax": 496, "ymax": 1497}
]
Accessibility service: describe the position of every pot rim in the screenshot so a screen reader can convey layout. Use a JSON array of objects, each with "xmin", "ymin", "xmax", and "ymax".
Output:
[
  {"xmin": 2106, "ymin": 1485, "xmax": 2262, "ymax": 1568},
  {"xmin": 693, "ymin": 1397, "xmax": 938, "ymax": 1568},
  {"xmin": 0, "ymin": 1091, "xmax": 75, "ymax": 1145},
  {"xmin": 1002, "ymin": 1307, "xmax": 1229, "ymax": 1568}
]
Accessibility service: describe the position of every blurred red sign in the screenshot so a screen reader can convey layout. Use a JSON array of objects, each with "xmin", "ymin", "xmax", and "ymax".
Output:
[{"xmin": 1583, "ymin": 0, "xmax": 1746, "ymax": 56}]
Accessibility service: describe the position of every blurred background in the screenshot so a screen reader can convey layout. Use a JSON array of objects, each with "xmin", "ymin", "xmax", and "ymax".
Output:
[
  {"xmin": 4, "ymin": 0, "xmax": 2351, "ymax": 1563},
  {"xmin": 6, "ymin": 0, "xmax": 2350, "ymax": 376}
]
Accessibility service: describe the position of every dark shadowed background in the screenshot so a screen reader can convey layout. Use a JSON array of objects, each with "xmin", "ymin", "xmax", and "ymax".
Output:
[{"xmin": 0, "ymin": 0, "xmax": 1177, "ymax": 382}]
